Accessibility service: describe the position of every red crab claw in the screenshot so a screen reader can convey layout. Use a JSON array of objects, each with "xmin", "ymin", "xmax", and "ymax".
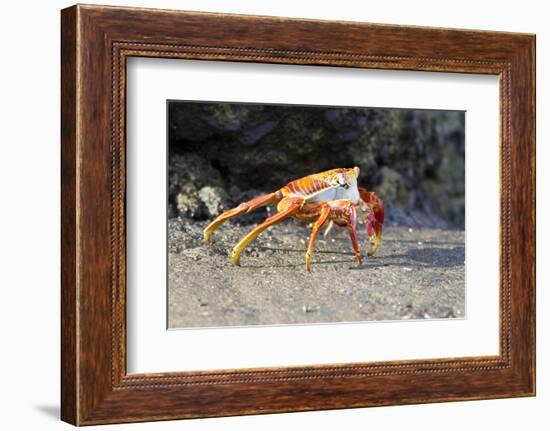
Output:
[{"xmin": 359, "ymin": 188, "xmax": 384, "ymax": 256}]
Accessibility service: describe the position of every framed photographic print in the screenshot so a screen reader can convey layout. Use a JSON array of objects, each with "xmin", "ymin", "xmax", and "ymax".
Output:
[{"xmin": 61, "ymin": 4, "xmax": 535, "ymax": 425}]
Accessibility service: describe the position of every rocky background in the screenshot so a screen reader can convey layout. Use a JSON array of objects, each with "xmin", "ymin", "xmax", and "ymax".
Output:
[
  {"xmin": 168, "ymin": 101, "xmax": 465, "ymax": 228},
  {"xmin": 167, "ymin": 101, "xmax": 466, "ymax": 328}
]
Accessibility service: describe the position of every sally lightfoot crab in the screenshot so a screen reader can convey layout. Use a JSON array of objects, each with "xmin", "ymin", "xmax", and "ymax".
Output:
[{"xmin": 203, "ymin": 167, "xmax": 384, "ymax": 271}]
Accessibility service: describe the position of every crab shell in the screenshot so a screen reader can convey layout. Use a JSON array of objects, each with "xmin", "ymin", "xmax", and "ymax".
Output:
[{"xmin": 280, "ymin": 167, "xmax": 361, "ymax": 204}]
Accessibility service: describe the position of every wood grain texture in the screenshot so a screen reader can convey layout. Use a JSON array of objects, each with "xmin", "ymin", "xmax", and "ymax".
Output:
[
  {"xmin": 60, "ymin": 4, "xmax": 535, "ymax": 425},
  {"xmin": 60, "ymin": 6, "xmax": 78, "ymax": 424}
]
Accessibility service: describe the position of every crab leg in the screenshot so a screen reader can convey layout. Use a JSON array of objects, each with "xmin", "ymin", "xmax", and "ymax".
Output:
[
  {"xmin": 203, "ymin": 191, "xmax": 282, "ymax": 244},
  {"xmin": 324, "ymin": 200, "xmax": 362, "ymax": 267},
  {"xmin": 345, "ymin": 204, "xmax": 362, "ymax": 266},
  {"xmin": 322, "ymin": 220, "xmax": 335, "ymax": 239},
  {"xmin": 232, "ymin": 197, "xmax": 303, "ymax": 266},
  {"xmin": 305, "ymin": 204, "xmax": 331, "ymax": 272}
]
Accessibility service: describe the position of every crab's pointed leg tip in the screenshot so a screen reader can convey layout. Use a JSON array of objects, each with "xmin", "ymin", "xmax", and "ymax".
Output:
[{"xmin": 231, "ymin": 251, "xmax": 241, "ymax": 267}]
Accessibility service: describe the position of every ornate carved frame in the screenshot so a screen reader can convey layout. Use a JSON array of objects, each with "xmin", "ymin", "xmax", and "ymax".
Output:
[{"xmin": 61, "ymin": 4, "xmax": 535, "ymax": 425}]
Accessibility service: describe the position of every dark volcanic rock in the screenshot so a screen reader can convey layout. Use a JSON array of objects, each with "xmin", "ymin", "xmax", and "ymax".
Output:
[{"xmin": 168, "ymin": 102, "xmax": 465, "ymax": 228}]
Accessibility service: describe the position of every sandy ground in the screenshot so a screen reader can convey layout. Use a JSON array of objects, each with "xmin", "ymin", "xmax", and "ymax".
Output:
[{"xmin": 168, "ymin": 219, "xmax": 465, "ymax": 328}]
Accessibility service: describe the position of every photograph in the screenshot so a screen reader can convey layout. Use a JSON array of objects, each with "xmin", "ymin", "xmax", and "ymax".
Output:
[
  {"xmin": 167, "ymin": 101, "xmax": 466, "ymax": 328},
  {"xmin": 47, "ymin": 1, "xmax": 536, "ymax": 426}
]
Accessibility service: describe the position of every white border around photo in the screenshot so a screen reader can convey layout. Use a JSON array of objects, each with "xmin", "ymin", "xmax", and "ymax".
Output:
[{"xmin": 126, "ymin": 58, "xmax": 500, "ymax": 374}]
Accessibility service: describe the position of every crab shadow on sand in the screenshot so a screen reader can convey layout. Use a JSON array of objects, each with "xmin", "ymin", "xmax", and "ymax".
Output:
[{"xmin": 240, "ymin": 244, "xmax": 464, "ymax": 270}]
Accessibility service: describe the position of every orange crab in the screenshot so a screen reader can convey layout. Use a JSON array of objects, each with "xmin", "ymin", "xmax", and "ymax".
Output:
[{"xmin": 203, "ymin": 167, "xmax": 384, "ymax": 271}]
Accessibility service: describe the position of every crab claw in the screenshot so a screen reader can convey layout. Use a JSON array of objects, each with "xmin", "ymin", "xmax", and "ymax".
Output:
[
  {"xmin": 369, "ymin": 234, "xmax": 382, "ymax": 256},
  {"xmin": 359, "ymin": 188, "xmax": 384, "ymax": 256},
  {"xmin": 363, "ymin": 210, "xmax": 380, "ymax": 256}
]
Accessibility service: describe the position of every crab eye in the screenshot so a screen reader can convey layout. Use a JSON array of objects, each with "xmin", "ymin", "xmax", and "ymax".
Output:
[{"xmin": 334, "ymin": 173, "xmax": 348, "ymax": 188}]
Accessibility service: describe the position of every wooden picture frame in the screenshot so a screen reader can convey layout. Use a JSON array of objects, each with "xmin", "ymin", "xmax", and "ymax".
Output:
[{"xmin": 61, "ymin": 4, "xmax": 535, "ymax": 425}]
